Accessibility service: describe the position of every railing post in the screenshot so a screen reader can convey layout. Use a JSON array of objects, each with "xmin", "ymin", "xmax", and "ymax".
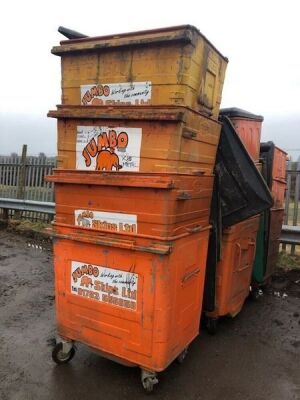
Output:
[
  {"xmin": 291, "ymin": 160, "xmax": 300, "ymax": 255},
  {"xmin": 2, "ymin": 208, "xmax": 9, "ymax": 222},
  {"xmin": 15, "ymin": 144, "xmax": 27, "ymax": 219},
  {"xmin": 282, "ymin": 160, "xmax": 292, "ymax": 252}
]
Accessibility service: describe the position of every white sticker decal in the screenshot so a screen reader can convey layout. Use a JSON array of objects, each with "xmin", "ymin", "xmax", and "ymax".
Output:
[
  {"xmin": 75, "ymin": 210, "xmax": 137, "ymax": 234},
  {"xmin": 71, "ymin": 261, "xmax": 138, "ymax": 310},
  {"xmin": 76, "ymin": 126, "xmax": 142, "ymax": 171},
  {"xmin": 80, "ymin": 81, "xmax": 152, "ymax": 106}
]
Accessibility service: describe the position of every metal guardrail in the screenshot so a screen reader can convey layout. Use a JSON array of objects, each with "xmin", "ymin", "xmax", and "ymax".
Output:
[
  {"xmin": 0, "ymin": 197, "xmax": 300, "ymax": 247},
  {"xmin": 280, "ymin": 225, "xmax": 300, "ymax": 246},
  {"xmin": 0, "ymin": 198, "xmax": 55, "ymax": 214}
]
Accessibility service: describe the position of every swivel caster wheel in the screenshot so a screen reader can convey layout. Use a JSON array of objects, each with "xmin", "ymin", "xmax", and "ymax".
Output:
[
  {"xmin": 176, "ymin": 347, "xmax": 188, "ymax": 364},
  {"xmin": 206, "ymin": 317, "xmax": 218, "ymax": 335},
  {"xmin": 52, "ymin": 341, "xmax": 75, "ymax": 365},
  {"xmin": 141, "ymin": 369, "xmax": 158, "ymax": 393},
  {"xmin": 249, "ymin": 286, "xmax": 263, "ymax": 301}
]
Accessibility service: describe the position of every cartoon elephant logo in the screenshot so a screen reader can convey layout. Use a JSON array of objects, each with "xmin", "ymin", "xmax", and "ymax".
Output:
[
  {"xmin": 96, "ymin": 150, "xmax": 122, "ymax": 171},
  {"xmin": 77, "ymin": 214, "xmax": 91, "ymax": 227},
  {"xmin": 80, "ymin": 276, "xmax": 93, "ymax": 288}
]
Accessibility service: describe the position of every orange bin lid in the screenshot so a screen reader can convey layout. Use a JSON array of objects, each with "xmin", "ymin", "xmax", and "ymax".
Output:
[{"xmin": 46, "ymin": 169, "xmax": 211, "ymax": 187}]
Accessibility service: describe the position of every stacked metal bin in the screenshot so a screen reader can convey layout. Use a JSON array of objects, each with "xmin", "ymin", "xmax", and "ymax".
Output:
[
  {"xmin": 47, "ymin": 25, "xmax": 228, "ymax": 391},
  {"xmin": 252, "ymin": 142, "xmax": 287, "ymax": 287},
  {"xmin": 203, "ymin": 108, "xmax": 273, "ymax": 333},
  {"xmin": 221, "ymin": 110, "xmax": 287, "ymax": 289}
]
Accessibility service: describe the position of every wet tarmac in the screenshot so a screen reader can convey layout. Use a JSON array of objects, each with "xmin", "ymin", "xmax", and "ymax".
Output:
[{"xmin": 0, "ymin": 229, "xmax": 299, "ymax": 400}]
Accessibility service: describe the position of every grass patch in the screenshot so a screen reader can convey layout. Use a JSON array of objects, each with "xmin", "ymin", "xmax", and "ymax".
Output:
[
  {"xmin": 277, "ymin": 251, "xmax": 300, "ymax": 269},
  {"xmin": 5, "ymin": 219, "xmax": 52, "ymax": 240}
]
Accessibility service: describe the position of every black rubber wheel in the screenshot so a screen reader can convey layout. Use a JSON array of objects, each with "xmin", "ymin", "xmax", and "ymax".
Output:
[
  {"xmin": 206, "ymin": 317, "xmax": 218, "ymax": 335},
  {"xmin": 52, "ymin": 342, "xmax": 75, "ymax": 365},
  {"xmin": 249, "ymin": 286, "xmax": 261, "ymax": 301},
  {"xmin": 176, "ymin": 347, "xmax": 188, "ymax": 364}
]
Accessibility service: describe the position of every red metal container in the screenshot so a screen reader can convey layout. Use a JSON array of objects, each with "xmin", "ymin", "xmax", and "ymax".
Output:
[{"xmin": 220, "ymin": 108, "xmax": 264, "ymax": 161}]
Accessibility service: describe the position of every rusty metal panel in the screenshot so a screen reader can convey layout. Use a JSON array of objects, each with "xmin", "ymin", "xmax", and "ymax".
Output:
[{"xmin": 220, "ymin": 107, "xmax": 263, "ymax": 162}]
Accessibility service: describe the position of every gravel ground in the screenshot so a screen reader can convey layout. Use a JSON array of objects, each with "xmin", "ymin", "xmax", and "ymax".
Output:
[{"xmin": 0, "ymin": 229, "xmax": 299, "ymax": 400}]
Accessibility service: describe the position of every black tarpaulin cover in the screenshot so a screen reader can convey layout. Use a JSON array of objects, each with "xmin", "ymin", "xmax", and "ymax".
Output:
[{"xmin": 216, "ymin": 116, "xmax": 273, "ymax": 227}]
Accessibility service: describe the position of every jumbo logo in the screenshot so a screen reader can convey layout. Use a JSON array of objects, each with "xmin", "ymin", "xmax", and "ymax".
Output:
[
  {"xmin": 80, "ymin": 81, "xmax": 152, "ymax": 106},
  {"xmin": 76, "ymin": 126, "xmax": 142, "ymax": 171},
  {"xmin": 81, "ymin": 84, "xmax": 111, "ymax": 106},
  {"xmin": 71, "ymin": 261, "xmax": 138, "ymax": 310},
  {"xmin": 72, "ymin": 263, "xmax": 99, "ymax": 283},
  {"xmin": 82, "ymin": 130, "xmax": 128, "ymax": 170}
]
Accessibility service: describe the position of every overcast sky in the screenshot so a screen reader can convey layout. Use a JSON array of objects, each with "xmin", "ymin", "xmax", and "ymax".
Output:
[{"xmin": 0, "ymin": 0, "xmax": 299, "ymax": 158}]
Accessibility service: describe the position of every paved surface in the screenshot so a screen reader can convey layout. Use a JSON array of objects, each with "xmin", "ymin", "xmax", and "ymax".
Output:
[{"xmin": 0, "ymin": 229, "xmax": 300, "ymax": 400}]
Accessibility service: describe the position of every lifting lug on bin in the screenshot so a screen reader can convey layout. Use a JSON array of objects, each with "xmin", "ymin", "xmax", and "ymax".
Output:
[
  {"xmin": 176, "ymin": 192, "xmax": 192, "ymax": 200},
  {"xmin": 141, "ymin": 369, "xmax": 158, "ymax": 393}
]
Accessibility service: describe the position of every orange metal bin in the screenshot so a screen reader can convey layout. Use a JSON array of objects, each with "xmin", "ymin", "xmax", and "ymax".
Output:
[
  {"xmin": 48, "ymin": 105, "xmax": 221, "ymax": 174},
  {"xmin": 205, "ymin": 216, "xmax": 260, "ymax": 332},
  {"xmin": 272, "ymin": 146, "xmax": 288, "ymax": 181},
  {"xmin": 260, "ymin": 143, "xmax": 287, "ymax": 209},
  {"xmin": 220, "ymin": 108, "xmax": 264, "ymax": 161},
  {"xmin": 52, "ymin": 25, "xmax": 228, "ymax": 120},
  {"xmin": 265, "ymin": 208, "xmax": 285, "ymax": 279},
  {"xmin": 51, "ymin": 226, "xmax": 210, "ymax": 390},
  {"xmin": 270, "ymin": 147, "xmax": 287, "ymax": 208},
  {"xmin": 46, "ymin": 170, "xmax": 214, "ymax": 238}
]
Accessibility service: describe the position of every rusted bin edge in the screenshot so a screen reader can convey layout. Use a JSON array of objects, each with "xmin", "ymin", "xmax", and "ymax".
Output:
[
  {"xmin": 52, "ymin": 221, "xmax": 209, "ymax": 242},
  {"xmin": 52, "ymin": 24, "xmax": 227, "ymax": 60},
  {"xmin": 48, "ymin": 106, "xmax": 185, "ymax": 122},
  {"xmin": 52, "ymin": 27, "xmax": 192, "ymax": 55},
  {"xmin": 48, "ymin": 105, "xmax": 222, "ymax": 124},
  {"xmin": 46, "ymin": 170, "xmax": 213, "ymax": 189},
  {"xmin": 272, "ymin": 177, "xmax": 287, "ymax": 184},
  {"xmin": 49, "ymin": 225, "xmax": 211, "ymax": 255}
]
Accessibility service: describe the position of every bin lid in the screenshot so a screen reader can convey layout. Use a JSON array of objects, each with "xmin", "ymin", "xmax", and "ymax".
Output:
[
  {"xmin": 215, "ymin": 116, "xmax": 273, "ymax": 227},
  {"xmin": 220, "ymin": 107, "xmax": 264, "ymax": 122},
  {"xmin": 52, "ymin": 25, "xmax": 228, "ymax": 61}
]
